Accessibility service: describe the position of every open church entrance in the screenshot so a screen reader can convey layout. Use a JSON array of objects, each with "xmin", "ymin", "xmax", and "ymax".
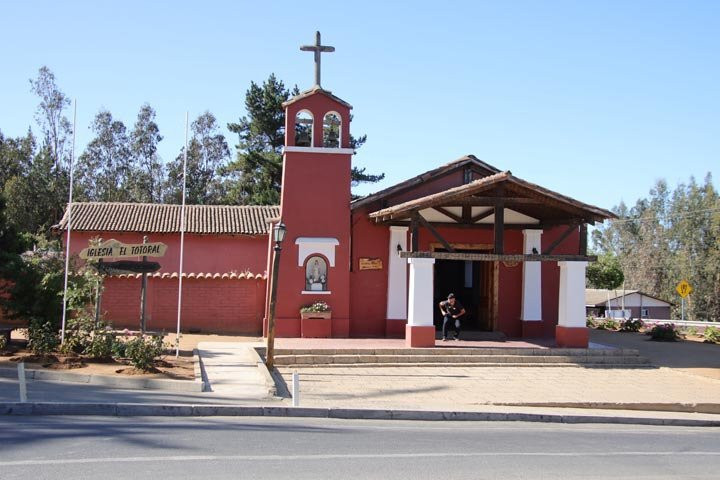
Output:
[{"xmin": 433, "ymin": 250, "xmax": 496, "ymax": 332}]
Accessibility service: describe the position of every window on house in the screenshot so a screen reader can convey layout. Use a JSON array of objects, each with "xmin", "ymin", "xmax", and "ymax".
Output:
[
  {"xmin": 305, "ymin": 256, "xmax": 328, "ymax": 291},
  {"xmin": 295, "ymin": 111, "xmax": 313, "ymax": 147},
  {"xmin": 641, "ymin": 308, "xmax": 649, "ymax": 318},
  {"xmin": 323, "ymin": 112, "xmax": 341, "ymax": 148}
]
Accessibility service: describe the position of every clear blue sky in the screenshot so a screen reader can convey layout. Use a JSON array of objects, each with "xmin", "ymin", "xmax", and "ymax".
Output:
[{"xmin": 1, "ymin": 0, "xmax": 718, "ymax": 211}]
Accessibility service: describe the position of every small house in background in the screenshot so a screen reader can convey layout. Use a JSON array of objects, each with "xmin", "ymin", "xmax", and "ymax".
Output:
[{"xmin": 585, "ymin": 288, "xmax": 672, "ymax": 320}]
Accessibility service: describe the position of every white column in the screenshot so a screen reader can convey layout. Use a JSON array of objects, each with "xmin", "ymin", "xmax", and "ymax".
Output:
[
  {"xmin": 557, "ymin": 261, "xmax": 588, "ymax": 328},
  {"xmin": 521, "ymin": 229, "xmax": 543, "ymax": 321},
  {"xmin": 407, "ymin": 258, "xmax": 435, "ymax": 327},
  {"xmin": 386, "ymin": 226, "xmax": 408, "ymax": 319}
]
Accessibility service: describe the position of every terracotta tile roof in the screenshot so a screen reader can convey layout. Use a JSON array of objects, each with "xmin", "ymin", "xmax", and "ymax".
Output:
[
  {"xmin": 55, "ymin": 203, "xmax": 280, "ymax": 235},
  {"xmin": 112, "ymin": 271, "xmax": 267, "ymax": 280}
]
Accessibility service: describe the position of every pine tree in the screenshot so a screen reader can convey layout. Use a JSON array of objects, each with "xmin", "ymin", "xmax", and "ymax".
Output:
[{"xmin": 224, "ymin": 74, "xmax": 384, "ymax": 205}]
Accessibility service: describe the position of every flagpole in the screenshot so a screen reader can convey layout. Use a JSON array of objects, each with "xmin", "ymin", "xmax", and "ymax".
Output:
[
  {"xmin": 175, "ymin": 112, "xmax": 188, "ymax": 358},
  {"xmin": 60, "ymin": 99, "xmax": 77, "ymax": 344}
]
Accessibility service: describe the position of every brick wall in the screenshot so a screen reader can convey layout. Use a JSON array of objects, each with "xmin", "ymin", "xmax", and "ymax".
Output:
[{"xmin": 101, "ymin": 277, "xmax": 266, "ymax": 335}]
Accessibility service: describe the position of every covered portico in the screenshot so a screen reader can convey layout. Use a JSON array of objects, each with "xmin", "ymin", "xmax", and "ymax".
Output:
[{"xmin": 368, "ymin": 170, "xmax": 615, "ymax": 348}]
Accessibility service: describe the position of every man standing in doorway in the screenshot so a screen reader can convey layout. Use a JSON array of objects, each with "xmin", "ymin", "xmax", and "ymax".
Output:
[{"xmin": 439, "ymin": 293, "xmax": 466, "ymax": 341}]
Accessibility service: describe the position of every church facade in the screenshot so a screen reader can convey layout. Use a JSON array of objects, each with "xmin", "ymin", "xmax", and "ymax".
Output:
[{"xmin": 57, "ymin": 35, "xmax": 614, "ymax": 348}]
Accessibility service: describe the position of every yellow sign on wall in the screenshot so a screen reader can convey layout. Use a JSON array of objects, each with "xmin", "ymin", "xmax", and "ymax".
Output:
[
  {"xmin": 676, "ymin": 280, "xmax": 693, "ymax": 298},
  {"xmin": 359, "ymin": 258, "xmax": 383, "ymax": 270}
]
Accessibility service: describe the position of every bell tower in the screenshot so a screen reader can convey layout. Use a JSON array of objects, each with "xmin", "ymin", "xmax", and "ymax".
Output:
[{"xmin": 270, "ymin": 32, "xmax": 354, "ymax": 338}]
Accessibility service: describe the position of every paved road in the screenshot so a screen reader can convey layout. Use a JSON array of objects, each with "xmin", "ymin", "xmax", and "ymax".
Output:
[{"xmin": 1, "ymin": 416, "xmax": 719, "ymax": 479}]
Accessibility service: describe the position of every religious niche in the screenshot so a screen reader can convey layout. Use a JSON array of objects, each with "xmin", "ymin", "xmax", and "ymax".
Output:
[
  {"xmin": 305, "ymin": 256, "xmax": 328, "ymax": 291},
  {"xmin": 295, "ymin": 110, "xmax": 313, "ymax": 147},
  {"xmin": 323, "ymin": 112, "xmax": 341, "ymax": 148}
]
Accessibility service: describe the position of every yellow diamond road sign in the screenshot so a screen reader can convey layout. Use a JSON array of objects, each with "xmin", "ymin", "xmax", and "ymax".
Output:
[{"xmin": 676, "ymin": 280, "xmax": 693, "ymax": 298}]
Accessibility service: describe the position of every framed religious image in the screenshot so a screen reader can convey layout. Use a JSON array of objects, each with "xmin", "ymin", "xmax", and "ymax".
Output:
[{"xmin": 305, "ymin": 256, "xmax": 328, "ymax": 291}]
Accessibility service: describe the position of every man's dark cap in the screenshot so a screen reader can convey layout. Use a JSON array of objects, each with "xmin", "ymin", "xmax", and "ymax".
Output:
[{"xmin": 447, "ymin": 293, "xmax": 455, "ymax": 299}]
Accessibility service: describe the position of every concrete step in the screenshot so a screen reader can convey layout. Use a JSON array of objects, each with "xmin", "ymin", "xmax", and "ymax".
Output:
[
  {"xmin": 272, "ymin": 347, "xmax": 643, "ymax": 357},
  {"xmin": 272, "ymin": 353, "xmax": 650, "ymax": 367},
  {"xmin": 277, "ymin": 362, "xmax": 654, "ymax": 369}
]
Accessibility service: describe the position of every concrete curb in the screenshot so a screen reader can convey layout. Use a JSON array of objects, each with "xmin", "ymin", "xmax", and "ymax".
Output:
[
  {"xmin": 496, "ymin": 402, "xmax": 720, "ymax": 415},
  {"xmin": 1, "ymin": 402, "xmax": 718, "ymax": 427},
  {"xmin": 0, "ymin": 365, "xmax": 203, "ymax": 393},
  {"xmin": 192, "ymin": 349, "xmax": 207, "ymax": 392},
  {"xmin": 249, "ymin": 347, "xmax": 278, "ymax": 396}
]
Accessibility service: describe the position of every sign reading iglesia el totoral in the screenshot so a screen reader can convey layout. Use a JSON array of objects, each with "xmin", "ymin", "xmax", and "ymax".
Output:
[{"xmin": 79, "ymin": 239, "xmax": 168, "ymax": 260}]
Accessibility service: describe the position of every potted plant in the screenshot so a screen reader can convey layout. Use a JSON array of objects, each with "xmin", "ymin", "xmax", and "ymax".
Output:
[{"xmin": 300, "ymin": 301, "xmax": 332, "ymax": 320}]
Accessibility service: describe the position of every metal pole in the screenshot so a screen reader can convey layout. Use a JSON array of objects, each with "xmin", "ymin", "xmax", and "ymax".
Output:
[
  {"xmin": 682, "ymin": 297, "xmax": 685, "ymax": 322},
  {"xmin": 18, "ymin": 362, "xmax": 27, "ymax": 402},
  {"xmin": 265, "ymin": 243, "xmax": 282, "ymax": 370},
  {"xmin": 140, "ymin": 235, "xmax": 148, "ymax": 333},
  {"xmin": 60, "ymin": 99, "xmax": 77, "ymax": 344},
  {"xmin": 292, "ymin": 371, "xmax": 299, "ymax": 407},
  {"xmin": 175, "ymin": 113, "xmax": 189, "ymax": 358}
]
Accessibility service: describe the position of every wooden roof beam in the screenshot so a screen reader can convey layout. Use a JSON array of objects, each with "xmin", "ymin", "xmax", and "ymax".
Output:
[
  {"xmin": 416, "ymin": 213, "xmax": 455, "ymax": 253},
  {"xmin": 400, "ymin": 251, "xmax": 597, "ymax": 262}
]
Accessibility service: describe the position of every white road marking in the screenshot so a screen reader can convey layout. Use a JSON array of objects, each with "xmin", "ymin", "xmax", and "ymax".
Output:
[{"xmin": 2, "ymin": 451, "xmax": 720, "ymax": 467}]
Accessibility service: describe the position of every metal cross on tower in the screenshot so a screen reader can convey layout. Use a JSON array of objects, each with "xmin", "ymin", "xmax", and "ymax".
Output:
[{"xmin": 300, "ymin": 31, "xmax": 335, "ymax": 88}]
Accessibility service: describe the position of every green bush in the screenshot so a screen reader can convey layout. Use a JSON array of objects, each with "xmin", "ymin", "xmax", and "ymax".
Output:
[
  {"xmin": 619, "ymin": 318, "xmax": 644, "ymax": 332},
  {"xmin": 646, "ymin": 323, "xmax": 682, "ymax": 341},
  {"xmin": 27, "ymin": 318, "xmax": 60, "ymax": 354},
  {"xmin": 124, "ymin": 335, "xmax": 164, "ymax": 371},
  {"xmin": 60, "ymin": 316, "xmax": 95, "ymax": 355},
  {"xmin": 87, "ymin": 327, "xmax": 115, "ymax": 359},
  {"xmin": 300, "ymin": 301, "xmax": 330, "ymax": 313},
  {"xmin": 0, "ymin": 335, "xmax": 7, "ymax": 351},
  {"xmin": 586, "ymin": 316, "xmax": 596, "ymax": 328},
  {"xmin": 703, "ymin": 326, "xmax": 720, "ymax": 344},
  {"xmin": 596, "ymin": 318, "xmax": 619, "ymax": 331}
]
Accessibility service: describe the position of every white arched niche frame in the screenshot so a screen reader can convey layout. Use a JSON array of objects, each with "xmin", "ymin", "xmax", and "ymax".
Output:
[{"xmin": 296, "ymin": 237, "xmax": 339, "ymax": 295}]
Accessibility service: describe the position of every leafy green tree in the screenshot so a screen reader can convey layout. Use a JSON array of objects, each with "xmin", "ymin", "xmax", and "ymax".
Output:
[
  {"xmin": 586, "ymin": 253, "xmax": 624, "ymax": 289},
  {"xmin": 224, "ymin": 74, "xmax": 384, "ymax": 205},
  {"xmin": 129, "ymin": 104, "xmax": 164, "ymax": 203},
  {"xmin": 29, "ymin": 66, "xmax": 73, "ymax": 173},
  {"xmin": 165, "ymin": 111, "xmax": 230, "ymax": 204},
  {"xmin": 593, "ymin": 175, "xmax": 720, "ymax": 321},
  {"xmin": 3, "ymin": 147, "xmax": 69, "ymax": 233},
  {"xmin": 0, "ymin": 129, "xmax": 35, "ymax": 190},
  {"xmin": 76, "ymin": 110, "xmax": 132, "ymax": 202}
]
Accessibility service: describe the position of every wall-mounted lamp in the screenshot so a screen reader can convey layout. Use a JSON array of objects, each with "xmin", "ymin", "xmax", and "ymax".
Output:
[{"xmin": 396, "ymin": 244, "xmax": 402, "ymax": 253}]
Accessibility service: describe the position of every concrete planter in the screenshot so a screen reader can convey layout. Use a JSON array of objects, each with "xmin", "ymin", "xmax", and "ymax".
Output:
[
  {"xmin": 300, "ymin": 311, "xmax": 332, "ymax": 320},
  {"xmin": 300, "ymin": 311, "xmax": 332, "ymax": 338}
]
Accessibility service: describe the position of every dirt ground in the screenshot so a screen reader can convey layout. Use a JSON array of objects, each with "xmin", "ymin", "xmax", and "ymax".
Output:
[{"xmin": 2, "ymin": 330, "xmax": 199, "ymax": 380}]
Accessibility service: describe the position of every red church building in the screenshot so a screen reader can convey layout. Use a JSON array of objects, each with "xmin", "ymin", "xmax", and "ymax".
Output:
[{"xmin": 57, "ymin": 33, "xmax": 614, "ymax": 348}]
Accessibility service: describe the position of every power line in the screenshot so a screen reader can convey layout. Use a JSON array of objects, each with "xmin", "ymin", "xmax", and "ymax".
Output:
[{"xmin": 602, "ymin": 205, "xmax": 720, "ymax": 225}]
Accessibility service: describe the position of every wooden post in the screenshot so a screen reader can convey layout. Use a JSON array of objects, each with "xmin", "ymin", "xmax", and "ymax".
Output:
[
  {"xmin": 410, "ymin": 214, "xmax": 420, "ymax": 252},
  {"xmin": 94, "ymin": 259, "xmax": 103, "ymax": 328},
  {"xmin": 494, "ymin": 200, "xmax": 504, "ymax": 254},
  {"xmin": 579, "ymin": 223, "xmax": 588, "ymax": 256},
  {"xmin": 265, "ymin": 243, "xmax": 282, "ymax": 370}
]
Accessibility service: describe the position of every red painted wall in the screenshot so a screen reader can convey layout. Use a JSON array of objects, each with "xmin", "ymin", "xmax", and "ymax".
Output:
[
  {"xmin": 101, "ymin": 276, "xmax": 266, "ymax": 334},
  {"xmin": 349, "ymin": 211, "xmax": 390, "ymax": 337}
]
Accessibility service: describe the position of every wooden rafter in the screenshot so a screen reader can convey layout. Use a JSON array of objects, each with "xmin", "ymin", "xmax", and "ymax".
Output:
[
  {"xmin": 432, "ymin": 206, "xmax": 463, "ymax": 223},
  {"xmin": 416, "ymin": 214, "xmax": 455, "ymax": 252},
  {"xmin": 542, "ymin": 222, "xmax": 580, "ymax": 255},
  {"xmin": 471, "ymin": 209, "xmax": 494, "ymax": 223}
]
